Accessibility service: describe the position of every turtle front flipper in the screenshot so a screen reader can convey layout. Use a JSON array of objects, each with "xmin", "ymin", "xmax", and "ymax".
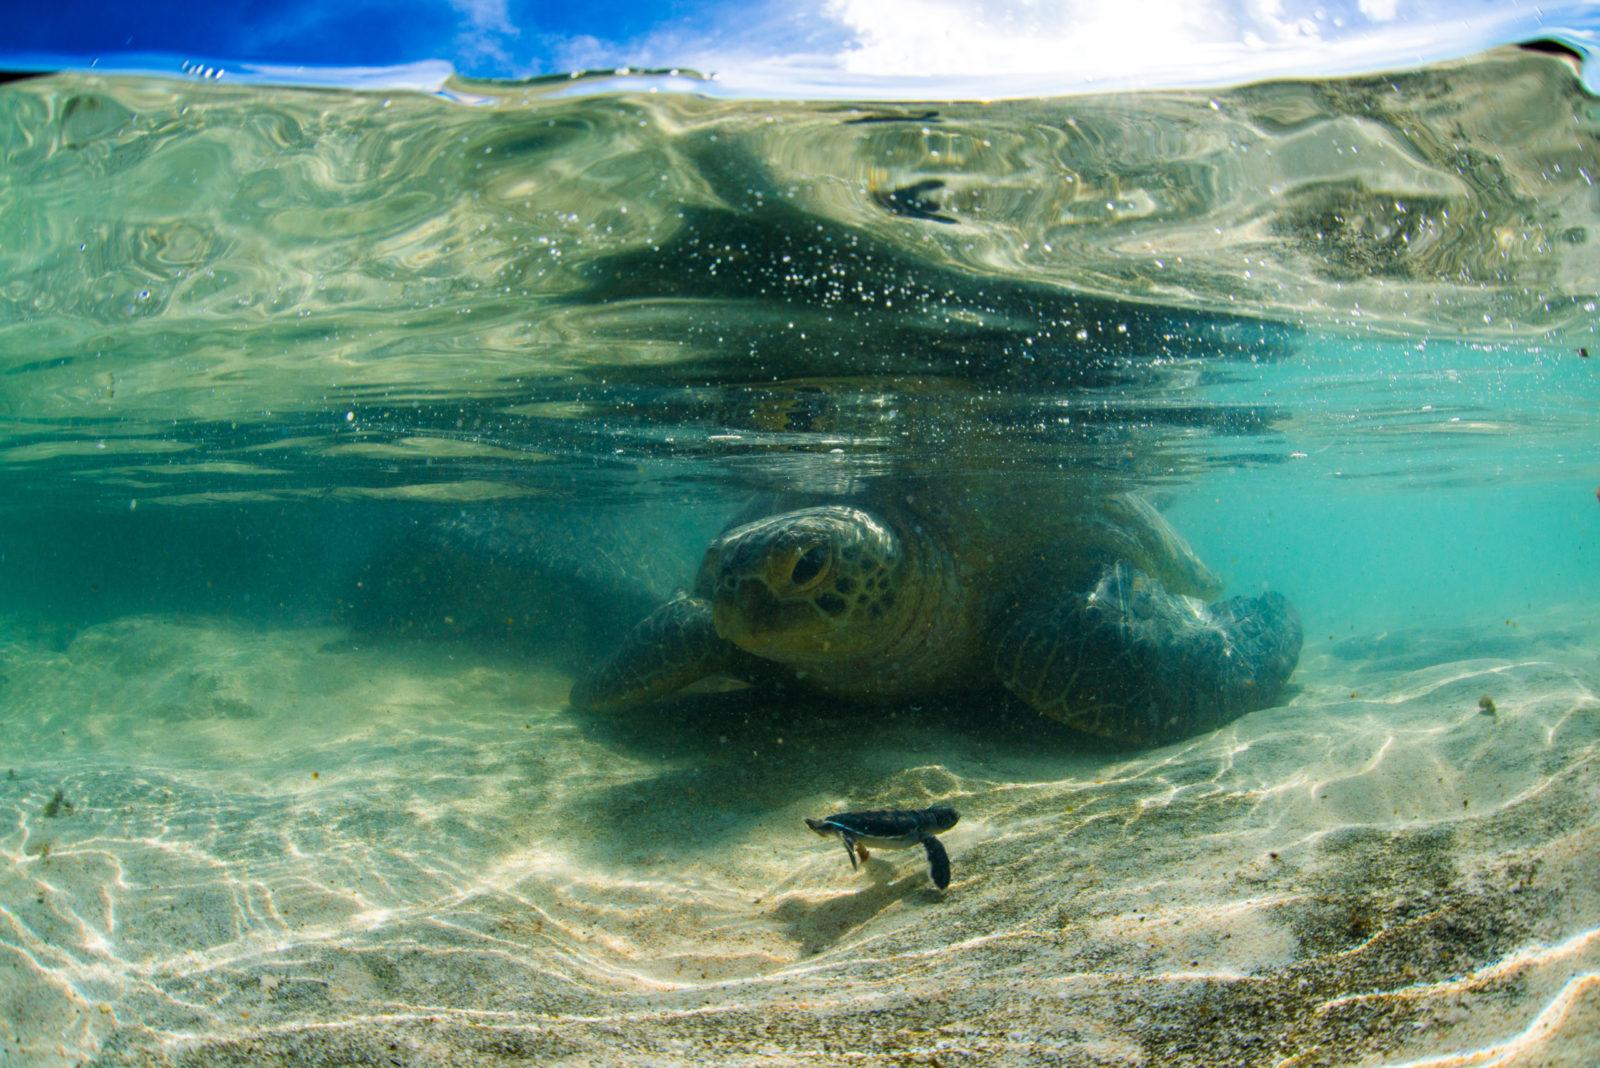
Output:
[
  {"xmin": 920, "ymin": 834, "xmax": 952, "ymax": 889},
  {"xmin": 570, "ymin": 595, "xmax": 747, "ymax": 712},
  {"xmin": 993, "ymin": 562, "xmax": 1302, "ymax": 746}
]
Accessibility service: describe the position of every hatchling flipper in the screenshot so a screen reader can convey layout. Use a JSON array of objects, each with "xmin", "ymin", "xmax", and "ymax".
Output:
[
  {"xmin": 920, "ymin": 835, "xmax": 951, "ymax": 890},
  {"xmin": 993, "ymin": 561, "xmax": 1302, "ymax": 746}
]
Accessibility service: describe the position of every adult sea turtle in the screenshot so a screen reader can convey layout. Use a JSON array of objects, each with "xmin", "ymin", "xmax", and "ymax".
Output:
[{"xmin": 569, "ymin": 484, "xmax": 1302, "ymax": 747}]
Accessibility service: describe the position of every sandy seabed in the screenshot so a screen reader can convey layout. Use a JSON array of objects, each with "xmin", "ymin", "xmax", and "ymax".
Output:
[{"xmin": 2, "ymin": 607, "xmax": 1597, "ymax": 1066}]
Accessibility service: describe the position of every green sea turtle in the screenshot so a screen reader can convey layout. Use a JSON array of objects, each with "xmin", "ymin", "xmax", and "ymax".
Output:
[
  {"xmin": 569, "ymin": 485, "xmax": 1302, "ymax": 746},
  {"xmin": 806, "ymin": 806, "xmax": 960, "ymax": 889}
]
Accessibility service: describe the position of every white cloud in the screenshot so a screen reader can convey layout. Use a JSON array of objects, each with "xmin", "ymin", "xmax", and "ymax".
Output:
[
  {"xmin": 450, "ymin": 0, "xmax": 519, "ymax": 67},
  {"xmin": 513, "ymin": 0, "xmax": 1598, "ymax": 98},
  {"xmin": 824, "ymin": 0, "xmax": 1238, "ymax": 78},
  {"xmin": 813, "ymin": 1, "xmax": 1458, "ymax": 80}
]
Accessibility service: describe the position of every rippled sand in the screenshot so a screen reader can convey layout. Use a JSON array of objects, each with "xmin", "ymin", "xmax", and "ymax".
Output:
[{"xmin": 2, "ymin": 609, "xmax": 1597, "ymax": 1066}]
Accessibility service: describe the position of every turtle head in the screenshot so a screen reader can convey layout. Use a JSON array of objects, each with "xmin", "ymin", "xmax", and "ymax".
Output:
[{"xmin": 704, "ymin": 505, "xmax": 905, "ymax": 663}]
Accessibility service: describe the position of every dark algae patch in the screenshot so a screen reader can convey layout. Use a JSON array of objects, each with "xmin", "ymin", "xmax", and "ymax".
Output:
[{"xmin": 42, "ymin": 786, "xmax": 73, "ymax": 817}]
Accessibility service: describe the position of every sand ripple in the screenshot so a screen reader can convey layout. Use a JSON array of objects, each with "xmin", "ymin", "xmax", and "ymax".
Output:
[{"xmin": 1, "ymin": 610, "xmax": 1597, "ymax": 1065}]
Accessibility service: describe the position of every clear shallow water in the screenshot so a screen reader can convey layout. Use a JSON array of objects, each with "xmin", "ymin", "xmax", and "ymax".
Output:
[{"xmin": 1, "ymin": 47, "xmax": 1598, "ymax": 1066}]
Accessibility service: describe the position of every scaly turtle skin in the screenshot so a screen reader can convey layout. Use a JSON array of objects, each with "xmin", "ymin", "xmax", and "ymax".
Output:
[
  {"xmin": 806, "ymin": 806, "xmax": 960, "ymax": 889},
  {"xmin": 570, "ymin": 489, "xmax": 1302, "ymax": 747}
]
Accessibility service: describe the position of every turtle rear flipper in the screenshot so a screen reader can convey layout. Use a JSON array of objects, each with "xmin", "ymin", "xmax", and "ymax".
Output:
[
  {"xmin": 921, "ymin": 835, "xmax": 951, "ymax": 889},
  {"xmin": 993, "ymin": 562, "xmax": 1302, "ymax": 746},
  {"xmin": 570, "ymin": 596, "xmax": 746, "ymax": 712}
]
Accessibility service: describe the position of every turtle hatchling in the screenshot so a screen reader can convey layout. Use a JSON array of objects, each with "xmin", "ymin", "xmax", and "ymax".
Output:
[
  {"xmin": 570, "ymin": 485, "xmax": 1302, "ymax": 747},
  {"xmin": 806, "ymin": 806, "xmax": 960, "ymax": 889}
]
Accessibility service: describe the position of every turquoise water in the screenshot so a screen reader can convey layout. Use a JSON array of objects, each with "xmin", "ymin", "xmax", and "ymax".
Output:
[{"xmin": 2, "ymin": 47, "xmax": 1599, "ymax": 1066}]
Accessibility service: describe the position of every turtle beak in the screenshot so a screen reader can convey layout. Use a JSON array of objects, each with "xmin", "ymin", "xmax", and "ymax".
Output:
[{"xmin": 804, "ymin": 818, "xmax": 831, "ymax": 837}]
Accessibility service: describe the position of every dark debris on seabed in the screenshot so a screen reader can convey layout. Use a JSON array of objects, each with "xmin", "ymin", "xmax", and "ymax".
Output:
[{"xmin": 42, "ymin": 786, "xmax": 73, "ymax": 817}]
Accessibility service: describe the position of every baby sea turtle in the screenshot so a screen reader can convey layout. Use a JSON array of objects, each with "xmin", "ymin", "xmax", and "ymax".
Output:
[
  {"xmin": 571, "ymin": 488, "xmax": 1303, "ymax": 747},
  {"xmin": 806, "ymin": 806, "xmax": 960, "ymax": 889}
]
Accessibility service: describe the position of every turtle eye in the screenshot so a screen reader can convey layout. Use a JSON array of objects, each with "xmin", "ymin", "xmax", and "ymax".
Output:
[{"xmin": 789, "ymin": 544, "xmax": 829, "ymax": 588}]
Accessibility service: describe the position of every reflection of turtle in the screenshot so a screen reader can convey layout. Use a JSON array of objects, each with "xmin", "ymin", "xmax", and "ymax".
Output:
[
  {"xmin": 806, "ymin": 806, "xmax": 960, "ymax": 889},
  {"xmin": 570, "ymin": 487, "xmax": 1302, "ymax": 747},
  {"xmin": 345, "ymin": 500, "xmax": 726, "ymax": 667}
]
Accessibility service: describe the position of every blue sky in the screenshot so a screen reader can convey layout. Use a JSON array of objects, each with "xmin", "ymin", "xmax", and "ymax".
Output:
[{"xmin": 2, "ymin": 0, "xmax": 1596, "ymax": 96}]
